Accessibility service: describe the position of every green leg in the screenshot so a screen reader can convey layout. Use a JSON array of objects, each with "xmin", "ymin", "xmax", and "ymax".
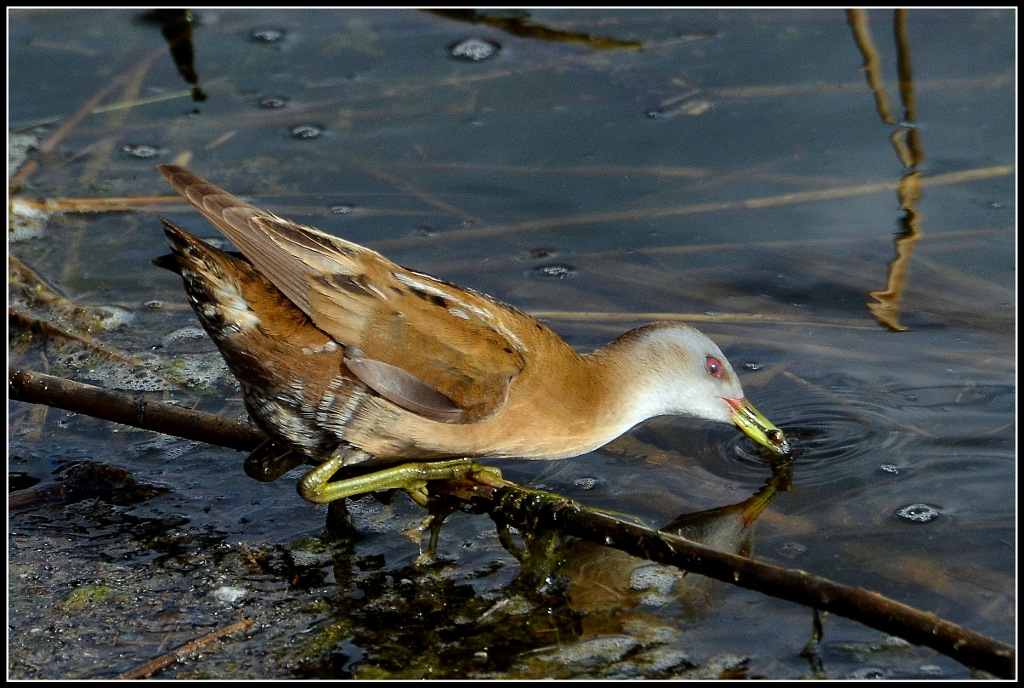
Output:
[
  {"xmin": 297, "ymin": 454, "xmax": 502, "ymax": 505},
  {"xmin": 406, "ymin": 499, "xmax": 462, "ymax": 566}
]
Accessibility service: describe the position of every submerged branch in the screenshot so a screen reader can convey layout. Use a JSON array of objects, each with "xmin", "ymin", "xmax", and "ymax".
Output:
[
  {"xmin": 481, "ymin": 481, "xmax": 1014, "ymax": 678},
  {"xmin": 8, "ymin": 368, "xmax": 1015, "ymax": 678},
  {"xmin": 9, "ymin": 369, "xmax": 262, "ymax": 452}
]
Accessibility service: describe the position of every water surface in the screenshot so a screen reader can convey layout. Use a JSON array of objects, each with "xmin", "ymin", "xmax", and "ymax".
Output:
[{"xmin": 9, "ymin": 8, "xmax": 1014, "ymax": 679}]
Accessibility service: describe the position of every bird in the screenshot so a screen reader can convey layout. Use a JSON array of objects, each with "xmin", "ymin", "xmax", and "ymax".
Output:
[{"xmin": 154, "ymin": 164, "xmax": 789, "ymax": 505}]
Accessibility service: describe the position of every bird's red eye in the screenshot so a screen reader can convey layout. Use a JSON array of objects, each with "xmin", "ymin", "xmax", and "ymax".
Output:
[{"xmin": 705, "ymin": 356, "xmax": 724, "ymax": 378}]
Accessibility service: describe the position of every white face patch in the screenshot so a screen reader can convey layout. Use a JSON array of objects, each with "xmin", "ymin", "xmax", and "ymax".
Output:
[{"xmin": 619, "ymin": 324, "xmax": 743, "ymax": 425}]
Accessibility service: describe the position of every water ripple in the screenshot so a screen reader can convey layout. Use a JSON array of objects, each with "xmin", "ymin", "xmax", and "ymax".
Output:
[{"xmin": 725, "ymin": 396, "xmax": 911, "ymax": 488}]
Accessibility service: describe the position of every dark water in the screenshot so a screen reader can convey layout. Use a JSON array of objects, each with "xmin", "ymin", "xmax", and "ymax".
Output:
[{"xmin": 9, "ymin": 9, "xmax": 1014, "ymax": 679}]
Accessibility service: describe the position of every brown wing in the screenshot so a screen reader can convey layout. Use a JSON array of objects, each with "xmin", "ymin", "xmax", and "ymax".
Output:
[{"xmin": 158, "ymin": 165, "xmax": 526, "ymax": 422}]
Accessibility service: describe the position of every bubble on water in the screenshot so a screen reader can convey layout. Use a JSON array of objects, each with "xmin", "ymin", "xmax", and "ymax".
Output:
[
  {"xmin": 251, "ymin": 27, "xmax": 286, "ymax": 43},
  {"xmin": 895, "ymin": 503, "xmax": 941, "ymax": 524},
  {"xmin": 258, "ymin": 95, "xmax": 290, "ymax": 109},
  {"xmin": 290, "ymin": 124, "xmax": 323, "ymax": 139},
  {"xmin": 449, "ymin": 38, "xmax": 500, "ymax": 61},
  {"xmin": 330, "ymin": 204, "xmax": 357, "ymax": 215},
  {"xmin": 573, "ymin": 476, "xmax": 599, "ymax": 490},
  {"xmin": 630, "ymin": 563, "xmax": 678, "ymax": 606},
  {"xmin": 778, "ymin": 541, "xmax": 806, "ymax": 557},
  {"xmin": 123, "ymin": 144, "xmax": 163, "ymax": 159},
  {"xmin": 163, "ymin": 326, "xmax": 208, "ymax": 344},
  {"xmin": 879, "ymin": 463, "xmax": 900, "ymax": 474},
  {"xmin": 532, "ymin": 635, "xmax": 639, "ymax": 667},
  {"xmin": 846, "ymin": 667, "xmax": 888, "ymax": 680},
  {"xmin": 84, "ymin": 362, "xmax": 178, "ymax": 392},
  {"xmin": 92, "ymin": 305, "xmax": 134, "ymax": 330},
  {"xmin": 9, "ymin": 200, "xmax": 52, "ymax": 241},
  {"xmin": 532, "ymin": 263, "xmax": 578, "ymax": 279}
]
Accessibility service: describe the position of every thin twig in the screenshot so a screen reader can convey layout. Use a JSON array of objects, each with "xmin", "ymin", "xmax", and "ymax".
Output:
[
  {"xmin": 343, "ymin": 154, "xmax": 486, "ymax": 225},
  {"xmin": 9, "ymin": 83, "xmax": 116, "ymax": 186},
  {"xmin": 116, "ymin": 618, "xmax": 254, "ymax": 679},
  {"xmin": 368, "ymin": 165, "xmax": 1013, "ymax": 248}
]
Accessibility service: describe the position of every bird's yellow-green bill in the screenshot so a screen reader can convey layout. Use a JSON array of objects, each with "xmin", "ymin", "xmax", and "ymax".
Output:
[{"xmin": 728, "ymin": 398, "xmax": 791, "ymax": 456}]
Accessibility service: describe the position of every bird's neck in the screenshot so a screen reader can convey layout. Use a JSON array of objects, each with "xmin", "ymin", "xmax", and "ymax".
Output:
[{"xmin": 580, "ymin": 329, "xmax": 673, "ymax": 434}]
